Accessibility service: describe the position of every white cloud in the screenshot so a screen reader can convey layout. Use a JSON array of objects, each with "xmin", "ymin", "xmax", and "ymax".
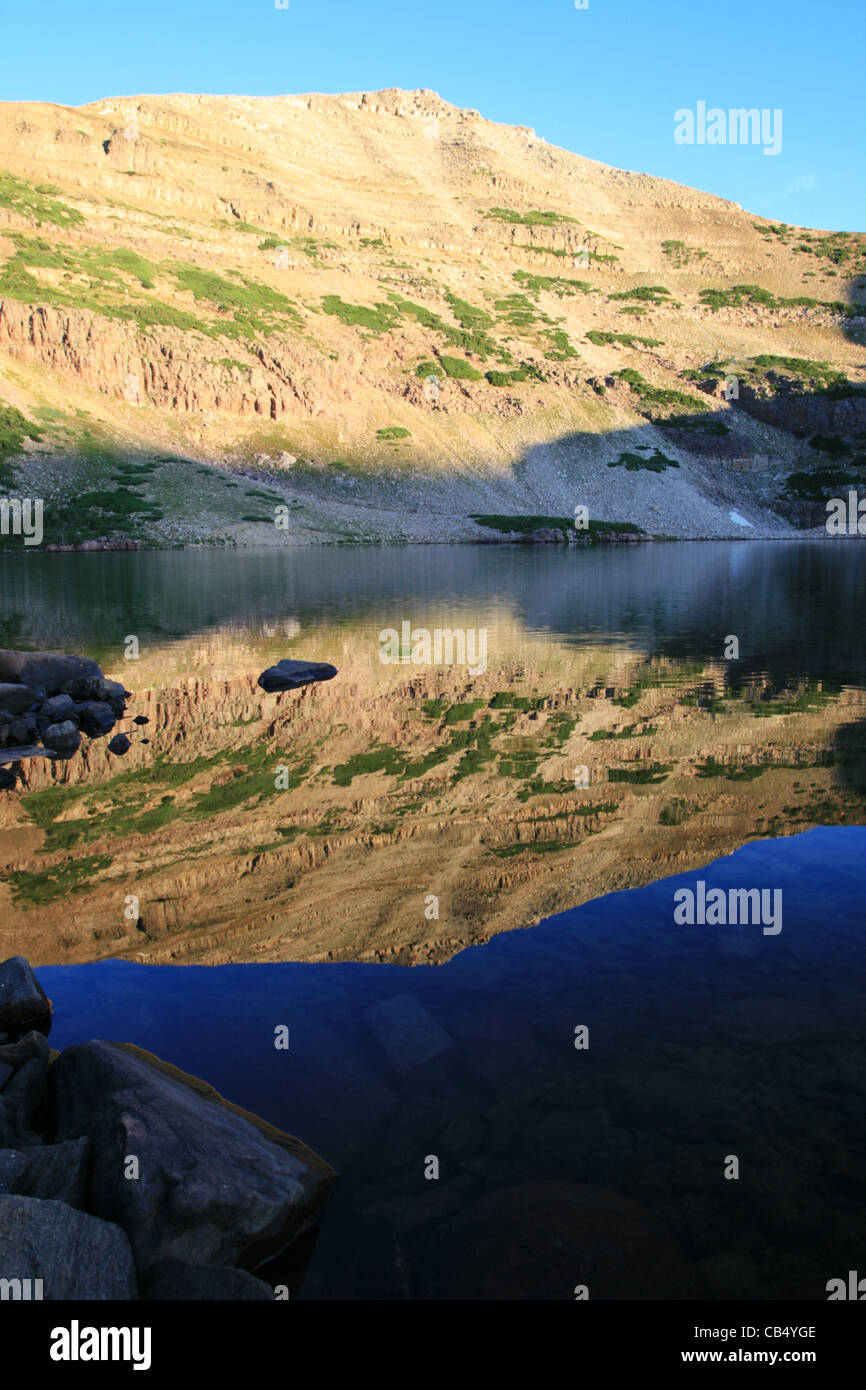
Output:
[{"xmin": 780, "ymin": 175, "xmax": 816, "ymax": 197}]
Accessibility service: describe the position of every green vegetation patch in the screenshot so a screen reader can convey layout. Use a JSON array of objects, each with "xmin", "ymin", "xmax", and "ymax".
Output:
[
  {"xmin": 5, "ymin": 853, "xmax": 112, "ymax": 905},
  {"xmin": 608, "ymin": 449, "xmax": 679, "ymax": 472},
  {"xmin": 0, "ymin": 403, "xmax": 43, "ymax": 484},
  {"xmin": 377, "ymin": 426, "xmax": 411, "ymax": 441},
  {"xmin": 513, "ymin": 270, "xmax": 594, "ymax": 299},
  {"xmin": 321, "ymin": 295, "xmax": 400, "ymax": 334},
  {"xmin": 610, "ymin": 286, "xmax": 674, "ymax": 306},
  {"xmin": 661, "ymin": 240, "xmax": 709, "ymax": 267},
  {"xmin": 483, "ymin": 207, "xmax": 579, "ymax": 226},
  {"xmin": 608, "ymin": 763, "xmax": 672, "ymax": 784},
  {"xmin": 470, "ymin": 514, "xmax": 644, "ymax": 539},
  {"xmin": 699, "ymin": 284, "xmax": 858, "ymax": 318},
  {"xmin": 0, "ymin": 171, "xmax": 84, "ymax": 228},
  {"xmin": 614, "ymin": 367, "xmax": 710, "ymax": 414},
  {"xmin": 439, "ymin": 355, "xmax": 483, "ymax": 381},
  {"xmin": 587, "ymin": 330, "xmax": 662, "ymax": 349}
]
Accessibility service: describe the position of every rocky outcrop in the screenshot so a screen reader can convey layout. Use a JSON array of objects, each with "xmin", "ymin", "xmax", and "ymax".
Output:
[
  {"xmin": 0, "ymin": 956, "xmax": 336, "ymax": 1300},
  {"xmin": 0, "ymin": 649, "xmax": 139, "ymax": 784},
  {"xmin": 53, "ymin": 1040, "xmax": 336, "ymax": 1274},
  {"xmin": 0, "ymin": 299, "xmax": 330, "ymax": 420}
]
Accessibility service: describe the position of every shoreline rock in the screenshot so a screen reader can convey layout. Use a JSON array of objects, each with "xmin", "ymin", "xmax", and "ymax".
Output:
[{"xmin": 0, "ymin": 956, "xmax": 337, "ymax": 1300}]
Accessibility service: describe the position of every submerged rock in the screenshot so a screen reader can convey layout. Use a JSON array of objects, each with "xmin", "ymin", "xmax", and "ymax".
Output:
[
  {"xmin": 365, "ymin": 994, "xmax": 456, "ymax": 1081},
  {"xmin": 53, "ymin": 1040, "xmax": 337, "ymax": 1274},
  {"xmin": 0, "ymin": 1195, "xmax": 138, "ymax": 1299},
  {"xmin": 258, "ymin": 658, "xmax": 338, "ymax": 693}
]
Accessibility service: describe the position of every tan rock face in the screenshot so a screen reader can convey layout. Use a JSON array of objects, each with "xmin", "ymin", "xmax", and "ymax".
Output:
[
  {"xmin": 1, "ymin": 624, "xmax": 863, "ymax": 968},
  {"xmin": 0, "ymin": 88, "xmax": 863, "ymax": 544}
]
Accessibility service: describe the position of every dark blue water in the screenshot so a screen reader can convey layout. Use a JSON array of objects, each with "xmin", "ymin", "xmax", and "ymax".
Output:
[{"xmin": 39, "ymin": 827, "xmax": 866, "ymax": 1300}]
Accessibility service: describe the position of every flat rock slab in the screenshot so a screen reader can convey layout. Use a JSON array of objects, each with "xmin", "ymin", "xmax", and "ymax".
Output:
[
  {"xmin": 0, "ymin": 958, "xmax": 52, "ymax": 1034},
  {"xmin": 53, "ymin": 1041, "xmax": 337, "ymax": 1274},
  {"xmin": 0, "ymin": 745, "xmax": 58, "ymax": 766},
  {"xmin": 365, "ymin": 993, "xmax": 456, "ymax": 1078},
  {"xmin": 0, "ymin": 1194, "xmax": 137, "ymax": 1299},
  {"xmin": 258, "ymin": 659, "xmax": 338, "ymax": 693}
]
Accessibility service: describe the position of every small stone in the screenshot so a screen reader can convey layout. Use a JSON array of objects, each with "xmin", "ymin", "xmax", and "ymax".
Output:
[{"xmin": 107, "ymin": 732, "xmax": 132, "ymax": 756}]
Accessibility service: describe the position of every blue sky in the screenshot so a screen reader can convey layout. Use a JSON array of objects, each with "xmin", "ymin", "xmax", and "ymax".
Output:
[{"xmin": 3, "ymin": 0, "xmax": 863, "ymax": 231}]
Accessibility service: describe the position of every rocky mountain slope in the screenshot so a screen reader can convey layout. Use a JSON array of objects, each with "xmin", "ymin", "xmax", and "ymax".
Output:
[{"xmin": 1, "ymin": 88, "xmax": 865, "ymax": 544}]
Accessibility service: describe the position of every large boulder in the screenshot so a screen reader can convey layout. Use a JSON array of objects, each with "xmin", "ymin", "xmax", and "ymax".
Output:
[
  {"xmin": 258, "ymin": 659, "xmax": 338, "ymax": 693},
  {"xmin": 0, "ymin": 958, "xmax": 51, "ymax": 1035},
  {"xmin": 0, "ymin": 650, "xmax": 103, "ymax": 697},
  {"xmin": 52, "ymin": 1041, "xmax": 337, "ymax": 1274},
  {"xmin": 0, "ymin": 1195, "xmax": 137, "ymax": 1299}
]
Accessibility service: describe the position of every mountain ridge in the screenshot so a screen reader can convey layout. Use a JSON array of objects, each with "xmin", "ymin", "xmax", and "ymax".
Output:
[{"xmin": 0, "ymin": 88, "xmax": 864, "ymax": 545}]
